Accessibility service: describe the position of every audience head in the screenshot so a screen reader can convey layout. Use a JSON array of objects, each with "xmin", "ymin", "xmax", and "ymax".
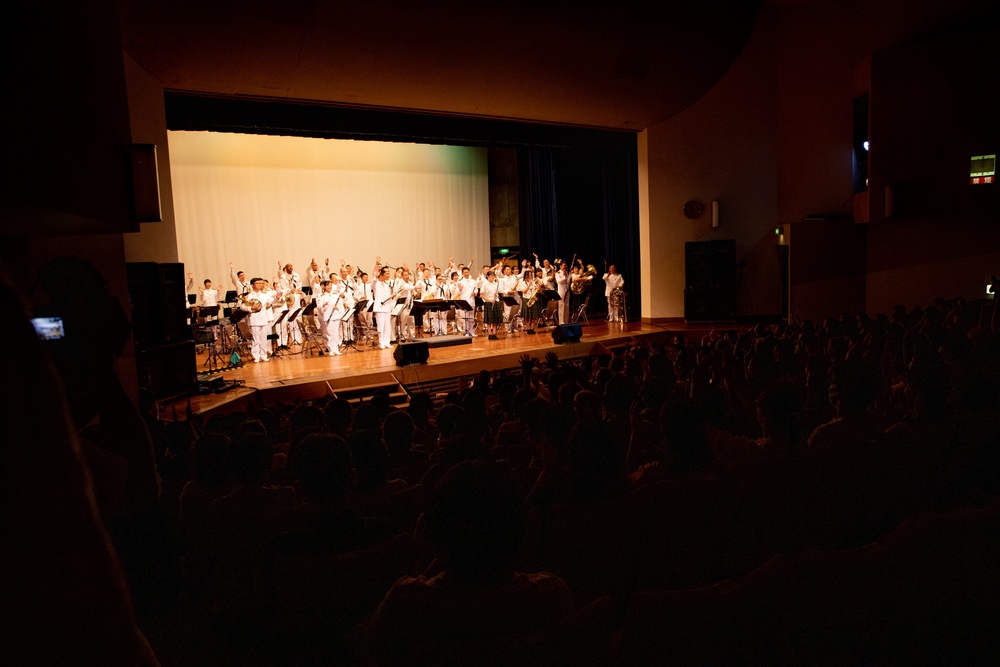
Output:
[{"xmin": 423, "ymin": 461, "xmax": 524, "ymax": 585}]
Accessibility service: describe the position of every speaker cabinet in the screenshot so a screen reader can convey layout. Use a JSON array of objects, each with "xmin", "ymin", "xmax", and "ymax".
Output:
[
  {"xmin": 127, "ymin": 262, "xmax": 189, "ymax": 349},
  {"xmin": 685, "ymin": 240, "xmax": 736, "ymax": 290},
  {"xmin": 552, "ymin": 323, "xmax": 582, "ymax": 343},
  {"xmin": 394, "ymin": 341, "xmax": 429, "ymax": 366}
]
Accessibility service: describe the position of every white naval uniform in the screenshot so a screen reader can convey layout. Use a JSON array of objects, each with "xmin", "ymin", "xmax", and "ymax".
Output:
[
  {"xmin": 317, "ymin": 283, "xmax": 346, "ymax": 355},
  {"xmin": 373, "ymin": 278, "xmax": 393, "ymax": 349},
  {"xmin": 555, "ymin": 270, "xmax": 570, "ymax": 325},
  {"xmin": 243, "ymin": 289, "xmax": 277, "ymax": 362},
  {"xmin": 457, "ymin": 277, "xmax": 478, "ymax": 336},
  {"xmin": 603, "ymin": 272, "xmax": 625, "ymax": 322},
  {"xmin": 391, "ymin": 279, "xmax": 415, "ymax": 342}
]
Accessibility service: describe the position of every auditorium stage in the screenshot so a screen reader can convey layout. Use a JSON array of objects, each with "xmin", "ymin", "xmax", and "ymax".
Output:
[{"xmin": 162, "ymin": 320, "xmax": 704, "ymax": 417}]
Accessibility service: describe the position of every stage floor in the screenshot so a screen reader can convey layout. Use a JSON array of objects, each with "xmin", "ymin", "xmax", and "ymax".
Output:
[{"xmin": 164, "ymin": 320, "xmax": 692, "ymax": 417}]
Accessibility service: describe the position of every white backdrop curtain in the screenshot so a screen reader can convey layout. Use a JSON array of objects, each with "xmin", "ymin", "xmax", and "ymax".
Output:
[{"xmin": 169, "ymin": 131, "xmax": 490, "ymax": 290}]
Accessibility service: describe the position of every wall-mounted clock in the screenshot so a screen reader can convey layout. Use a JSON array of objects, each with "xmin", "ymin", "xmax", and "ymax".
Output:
[{"xmin": 683, "ymin": 200, "xmax": 704, "ymax": 219}]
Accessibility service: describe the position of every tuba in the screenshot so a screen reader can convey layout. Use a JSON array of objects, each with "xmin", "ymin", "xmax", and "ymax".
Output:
[
  {"xmin": 571, "ymin": 265, "xmax": 597, "ymax": 294},
  {"xmin": 609, "ymin": 286, "xmax": 624, "ymax": 308}
]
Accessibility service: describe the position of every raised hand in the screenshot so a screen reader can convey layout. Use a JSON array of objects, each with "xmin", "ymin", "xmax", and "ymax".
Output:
[
  {"xmin": 519, "ymin": 354, "xmax": 536, "ymax": 371},
  {"xmin": 545, "ymin": 351, "xmax": 559, "ymax": 370}
]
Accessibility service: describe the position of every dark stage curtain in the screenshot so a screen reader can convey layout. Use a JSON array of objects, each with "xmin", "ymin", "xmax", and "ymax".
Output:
[{"xmin": 518, "ymin": 142, "xmax": 640, "ymax": 320}]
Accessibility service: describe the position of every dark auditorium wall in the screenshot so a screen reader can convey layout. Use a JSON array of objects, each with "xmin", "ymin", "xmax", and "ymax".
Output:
[
  {"xmin": 643, "ymin": 0, "xmax": 997, "ymax": 321},
  {"xmin": 865, "ymin": 23, "xmax": 1000, "ymax": 314}
]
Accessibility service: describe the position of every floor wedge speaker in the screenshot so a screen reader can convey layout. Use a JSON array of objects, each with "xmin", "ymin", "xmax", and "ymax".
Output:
[
  {"xmin": 552, "ymin": 323, "xmax": 582, "ymax": 343},
  {"xmin": 394, "ymin": 341, "xmax": 429, "ymax": 366}
]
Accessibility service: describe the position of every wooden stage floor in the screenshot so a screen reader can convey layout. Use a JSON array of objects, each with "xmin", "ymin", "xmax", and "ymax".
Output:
[{"xmin": 166, "ymin": 320, "xmax": 701, "ymax": 417}]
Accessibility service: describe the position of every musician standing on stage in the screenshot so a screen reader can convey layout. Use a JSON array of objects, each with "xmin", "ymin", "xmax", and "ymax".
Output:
[
  {"xmin": 498, "ymin": 263, "xmax": 519, "ymax": 333},
  {"xmin": 603, "ymin": 265, "xmax": 625, "ymax": 323},
  {"xmin": 555, "ymin": 260, "xmax": 571, "ymax": 325},
  {"xmin": 481, "ymin": 269, "xmax": 503, "ymax": 340},
  {"xmin": 520, "ymin": 268, "xmax": 544, "ymax": 335},
  {"xmin": 414, "ymin": 266, "xmax": 435, "ymax": 335},
  {"xmin": 457, "ymin": 266, "xmax": 478, "ymax": 337},
  {"xmin": 187, "ymin": 273, "xmax": 220, "ymax": 308},
  {"xmin": 306, "ymin": 258, "xmax": 328, "ymax": 297},
  {"xmin": 355, "ymin": 271, "xmax": 374, "ymax": 333},
  {"xmin": 431, "ymin": 272, "xmax": 450, "ymax": 335},
  {"xmin": 316, "ymin": 278, "xmax": 345, "ymax": 355},
  {"xmin": 229, "ymin": 262, "xmax": 251, "ymax": 297},
  {"xmin": 243, "ymin": 278, "xmax": 280, "ymax": 363},
  {"xmin": 392, "ymin": 267, "xmax": 416, "ymax": 342},
  {"xmin": 372, "ymin": 259, "xmax": 394, "ymax": 350}
]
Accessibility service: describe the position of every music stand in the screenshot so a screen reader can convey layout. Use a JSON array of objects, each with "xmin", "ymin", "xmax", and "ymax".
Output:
[
  {"xmin": 187, "ymin": 294, "xmax": 197, "ymax": 305},
  {"xmin": 286, "ymin": 307, "xmax": 303, "ymax": 349},
  {"xmin": 270, "ymin": 310, "xmax": 289, "ymax": 357},
  {"xmin": 540, "ymin": 289, "xmax": 560, "ymax": 327},
  {"xmin": 225, "ymin": 290, "xmax": 237, "ymax": 303},
  {"xmin": 453, "ymin": 299, "xmax": 475, "ymax": 336},
  {"xmin": 500, "ymin": 295, "xmax": 521, "ymax": 336},
  {"xmin": 391, "ymin": 297, "xmax": 409, "ymax": 343}
]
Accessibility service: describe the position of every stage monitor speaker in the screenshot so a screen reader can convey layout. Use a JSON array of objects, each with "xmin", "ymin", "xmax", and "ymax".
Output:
[
  {"xmin": 552, "ymin": 322, "xmax": 582, "ymax": 343},
  {"xmin": 394, "ymin": 341, "xmax": 429, "ymax": 366}
]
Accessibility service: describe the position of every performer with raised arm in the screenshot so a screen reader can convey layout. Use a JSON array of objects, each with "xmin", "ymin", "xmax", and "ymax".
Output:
[
  {"xmin": 603, "ymin": 264, "xmax": 625, "ymax": 323},
  {"xmin": 354, "ymin": 270, "xmax": 374, "ymax": 334},
  {"xmin": 372, "ymin": 258, "xmax": 395, "ymax": 350},
  {"xmin": 187, "ymin": 273, "xmax": 220, "ymax": 309},
  {"xmin": 555, "ymin": 257, "xmax": 572, "ymax": 325},
  {"xmin": 306, "ymin": 258, "xmax": 328, "ymax": 296},
  {"xmin": 229, "ymin": 262, "xmax": 251, "ymax": 297},
  {"xmin": 242, "ymin": 277, "xmax": 281, "ymax": 362}
]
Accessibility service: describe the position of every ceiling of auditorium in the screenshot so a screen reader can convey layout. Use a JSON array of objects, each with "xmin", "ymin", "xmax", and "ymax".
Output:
[{"xmin": 119, "ymin": 0, "xmax": 761, "ymax": 131}]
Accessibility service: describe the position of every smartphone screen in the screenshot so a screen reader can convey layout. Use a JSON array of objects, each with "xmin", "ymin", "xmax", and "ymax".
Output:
[{"xmin": 31, "ymin": 316, "xmax": 65, "ymax": 340}]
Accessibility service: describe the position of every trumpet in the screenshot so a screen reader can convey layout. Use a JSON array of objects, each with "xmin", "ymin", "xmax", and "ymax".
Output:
[{"xmin": 571, "ymin": 264, "xmax": 597, "ymax": 294}]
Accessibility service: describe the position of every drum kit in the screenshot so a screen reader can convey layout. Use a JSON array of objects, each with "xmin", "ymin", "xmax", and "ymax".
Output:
[{"xmin": 191, "ymin": 301, "xmax": 251, "ymax": 371}]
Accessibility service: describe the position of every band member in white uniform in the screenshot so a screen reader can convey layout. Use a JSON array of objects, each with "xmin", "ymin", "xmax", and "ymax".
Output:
[
  {"xmin": 354, "ymin": 271, "xmax": 374, "ymax": 333},
  {"xmin": 306, "ymin": 258, "xmax": 328, "ymax": 297},
  {"xmin": 316, "ymin": 278, "xmax": 345, "ymax": 355},
  {"xmin": 555, "ymin": 260, "xmax": 571, "ymax": 325},
  {"xmin": 277, "ymin": 262, "xmax": 300, "ymax": 294},
  {"xmin": 187, "ymin": 273, "xmax": 220, "ymax": 310},
  {"xmin": 229, "ymin": 262, "xmax": 251, "ymax": 297},
  {"xmin": 415, "ymin": 267, "xmax": 435, "ymax": 334},
  {"xmin": 497, "ymin": 264, "xmax": 519, "ymax": 332},
  {"xmin": 480, "ymin": 269, "xmax": 502, "ymax": 340},
  {"xmin": 372, "ymin": 260, "xmax": 395, "ymax": 350},
  {"xmin": 242, "ymin": 278, "xmax": 280, "ymax": 362},
  {"xmin": 457, "ymin": 266, "xmax": 478, "ymax": 337},
  {"xmin": 286, "ymin": 285, "xmax": 305, "ymax": 346},
  {"xmin": 603, "ymin": 265, "xmax": 625, "ymax": 323},
  {"xmin": 391, "ymin": 268, "xmax": 416, "ymax": 342},
  {"xmin": 431, "ymin": 273, "xmax": 450, "ymax": 335}
]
